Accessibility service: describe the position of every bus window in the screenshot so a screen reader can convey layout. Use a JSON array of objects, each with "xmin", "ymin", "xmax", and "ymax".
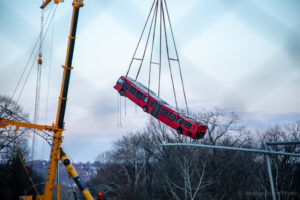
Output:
[
  {"xmin": 168, "ymin": 113, "xmax": 176, "ymax": 121},
  {"xmin": 184, "ymin": 121, "xmax": 192, "ymax": 129},
  {"xmin": 150, "ymin": 100, "xmax": 154, "ymax": 107},
  {"xmin": 136, "ymin": 91, "xmax": 143, "ymax": 100},
  {"xmin": 143, "ymin": 96, "xmax": 149, "ymax": 103},
  {"xmin": 129, "ymin": 86, "xmax": 136, "ymax": 95},
  {"xmin": 176, "ymin": 117, "xmax": 183, "ymax": 125},
  {"xmin": 124, "ymin": 82, "xmax": 130, "ymax": 90},
  {"xmin": 117, "ymin": 78, "xmax": 123, "ymax": 85},
  {"xmin": 160, "ymin": 108, "xmax": 168, "ymax": 117}
]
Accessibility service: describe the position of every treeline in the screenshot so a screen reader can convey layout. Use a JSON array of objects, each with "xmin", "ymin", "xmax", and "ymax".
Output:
[
  {"xmin": 1, "ymin": 94, "xmax": 300, "ymax": 200},
  {"xmin": 0, "ymin": 96, "xmax": 44, "ymax": 199},
  {"xmin": 88, "ymin": 109, "xmax": 300, "ymax": 200}
]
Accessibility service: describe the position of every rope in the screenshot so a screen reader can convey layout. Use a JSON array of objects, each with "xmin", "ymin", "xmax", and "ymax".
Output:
[
  {"xmin": 125, "ymin": 0, "xmax": 156, "ymax": 79},
  {"xmin": 117, "ymin": 93, "xmax": 122, "ymax": 127},
  {"xmin": 135, "ymin": 1, "xmax": 158, "ymax": 81},
  {"xmin": 123, "ymin": 0, "xmax": 157, "ymax": 117},
  {"xmin": 163, "ymin": 0, "xmax": 189, "ymax": 114},
  {"xmin": 161, "ymin": 0, "xmax": 178, "ymax": 110},
  {"xmin": 124, "ymin": 97, "xmax": 127, "ymax": 117},
  {"xmin": 124, "ymin": 0, "xmax": 190, "ymax": 114},
  {"xmin": 158, "ymin": 1, "xmax": 162, "ymax": 97},
  {"xmin": 119, "ymin": 95, "xmax": 122, "ymax": 127},
  {"xmin": 5, "ymin": 127, "xmax": 41, "ymax": 199},
  {"xmin": 147, "ymin": 0, "xmax": 160, "ymax": 96},
  {"xmin": 116, "ymin": 94, "xmax": 119, "ymax": 126}
]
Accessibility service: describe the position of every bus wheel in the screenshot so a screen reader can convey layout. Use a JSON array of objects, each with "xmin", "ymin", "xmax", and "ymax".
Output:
[
  {"xmin": 143, "ymin": 106, "xmax": 148, "ymax": 112},
  {"xmin": 119, "ymin": 89, "xmax": 125, "ymax": 96},
  {"xmin": 177, "ymin": 127, "xmax": 183, "ymax": 134}
]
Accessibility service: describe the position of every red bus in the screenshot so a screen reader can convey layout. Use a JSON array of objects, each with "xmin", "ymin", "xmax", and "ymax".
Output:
[{"xmin": 114, "ymin": 76, "xmax": 208, "ymax": 139}]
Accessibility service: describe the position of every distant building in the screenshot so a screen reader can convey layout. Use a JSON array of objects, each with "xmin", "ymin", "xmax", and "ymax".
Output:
[{"xmin": 28, "ymin": 160, "xmax": 100, "ymax": 186}]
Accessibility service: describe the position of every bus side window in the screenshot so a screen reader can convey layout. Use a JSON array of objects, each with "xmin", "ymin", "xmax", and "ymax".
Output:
[
  {"xmin": 176, "ymin": 117, "xmax": 183, "ymax": 125},
  {"xmin": 143, "ymin": 96, "xmax": 149, "ymax": 103},
  {"xmin": 183, "ymin": 121, "xmax": 192, "ymax": 129},
  {"xmin": 129, "ymin": 86, "xmax": 136, "ymax": 95},
  {"xmin": 136, "ymin": 91, "xmax": 143, "ymax": 100},
  {"xmin": 168, "ymin": 113, "xmax": 176, "ymax": 121},
  {"xmin": 149, "ymin": 100, "xmax": 154, "ymax": 107},
  {"xmin": 117, "ymin": 78, "xmax": 124, "ymax": 85},
  {"xmin": 124, "ymin": 82, "xmax": 130, "ymax": 90},
  {"xmin": 160, "ymin": 108, "xmax": 168, "ymax": 117}
]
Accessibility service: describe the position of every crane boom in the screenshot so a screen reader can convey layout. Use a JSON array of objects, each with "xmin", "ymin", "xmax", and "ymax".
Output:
[
  {"xmin": 43, "ymin": 1, "xmax": 86, "ymax": 199},
  {"xmin": 0, "ymin": 119, "xmax": 56, "ymax": 131},
  {"xmin": 1, "ymin": 0, "xmax": 94, "ymax": 199},
  {"xmin": 0, "ymin": 118, "xmax": 94, "ymax": 199}
]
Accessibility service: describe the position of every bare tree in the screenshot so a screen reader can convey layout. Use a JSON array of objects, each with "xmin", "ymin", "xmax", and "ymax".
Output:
[
  {"xmin": 89, "ymin": 132, "xmax": 157, "ymax": 200},
  {"xmin": 163, "ymin": 151, "xmax": 210, "ymax": 200},
  {"xmin": 89, "ymin": 108, "xmax": 300, "ymax": 200},
  {"xmin": 256, "ymin": 122, "xmax": 300, "ymax": 200},
  {"xmin": 196, "ymin": 108, "xmax": 243, "ymax": 145},
  {"xmin": 0, "ymin": 95, "xmax": 43, "ymax": 199},
  {"xmin": 0, "ymin": 95, "xmax": 29, "ymax": 155}
]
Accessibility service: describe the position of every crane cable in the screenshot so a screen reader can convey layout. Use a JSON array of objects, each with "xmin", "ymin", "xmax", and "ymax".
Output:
[
  {"xmin": 12, "ymin": 4, "xmax": 58, "ymax": 104},
  {"xmin": 11, "ymin": 3, "xmax": 54, "ymax": 101},
  {"xmin": 2, "ymin": 4, "xmax": 58, "ymax": 198},
  {"xmin": 134, "ymin": 2, "xmax": 157, "ymax": 81},
  {"xmin": 121, "ymin": 0, "xmax": 156, "ymax": 119},
  {"xmin": 161, "ymin": 0, "xmax": 178, "ymax": 111},
  {"xmin": 124, "ymin": 0, "xmax": 189, "ymax": 114},
  {"xmin": 44, "ymin": 5, "xmax": 55, "ymax": 160},
  {"xmin": 32, "ymin": 2, "xmax": 45, "ymax": 162},
  {"xmin": 147, "ymin": 0, "xmax": 160, "ymax": 102},
  {"xmin": 4, "ymin": 127, "xmax": 41, "ymax": 199},
  {"xmin": 163, "ymin": 0, "xmax": 189, "ymax": 114},
  {"xmin": 45, "ymin": 11, "xmax": 55, "ymax": 125},
  {"xmin": 158, "ymin": 1, "xmax": 162, "ymax": 98},
  {"xmin": 125, "ymin": 0, "xmax": 156, "ymax": 80},
  {"xmin": 17, "ymin": 5, "xmax": 58, "ymax": 104}
]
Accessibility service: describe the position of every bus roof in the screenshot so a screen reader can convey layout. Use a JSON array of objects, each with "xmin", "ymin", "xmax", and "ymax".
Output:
[
  {"xmin": 165, "ymin": 104, "xmax": 204, "ymax": 125},
  {"xmin": 183, "ymin": 114, "xmax": 204, "ymax": 125},
  {"xmin": 125, "ymin": 76, "xmax": 156, "ymax": 95},
  {"xmin": 125, "ymin": 76, "xmax": 167, "ymax": 104}
]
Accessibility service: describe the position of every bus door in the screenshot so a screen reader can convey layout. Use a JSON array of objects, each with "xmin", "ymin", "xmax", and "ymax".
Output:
[{"xmin": 151, "ymin": 101, "xmax": 163, "ymax": 118}]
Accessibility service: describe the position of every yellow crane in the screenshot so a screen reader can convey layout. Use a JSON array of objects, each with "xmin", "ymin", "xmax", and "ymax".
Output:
[{"xmin": 0, "ymin": 0, "xmax": 94, "ymax": 199}]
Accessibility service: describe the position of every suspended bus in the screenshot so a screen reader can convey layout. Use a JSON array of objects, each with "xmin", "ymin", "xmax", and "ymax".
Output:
[{"xmin": 114, "ymin": 76, "xmax": 208, "ymax": 139}]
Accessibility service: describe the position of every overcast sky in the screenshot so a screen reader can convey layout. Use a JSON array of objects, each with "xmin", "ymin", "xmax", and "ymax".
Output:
[{"xmin": 0, "ymin": 0, "xmax": 300, "ymax": 162}]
